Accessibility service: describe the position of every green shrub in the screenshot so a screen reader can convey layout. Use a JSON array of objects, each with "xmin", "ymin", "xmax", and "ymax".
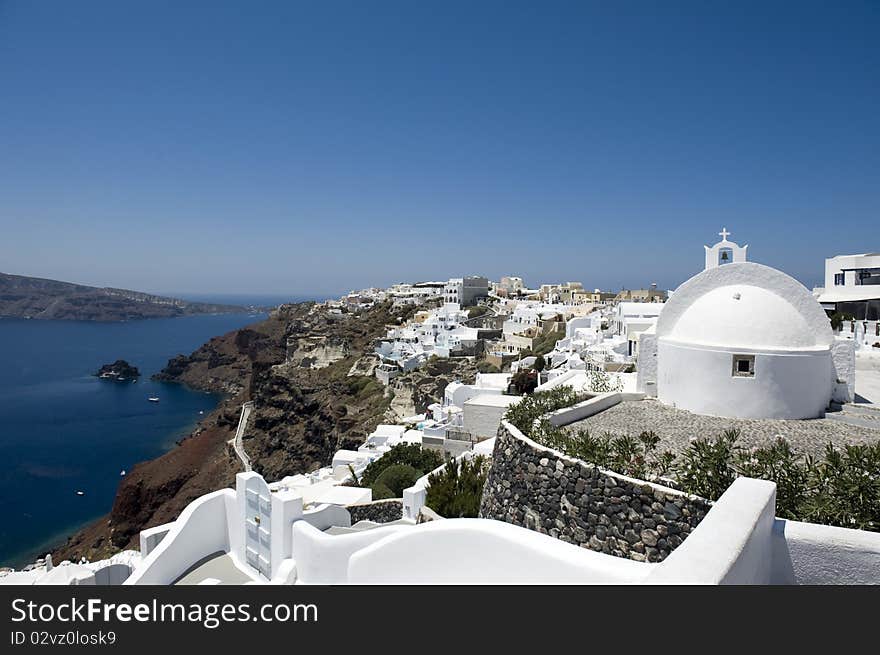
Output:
[
  {"xmin": 425, "ymin": 455, "xmax": 489, "ymax": 518},
  {"xmin": 372, "ymin": 464, "xmax": 421, "ymax": 498},
  {"xmin": 676, "ymin": 430, "xmax": 740, "ymax": 501},
  {"xmin": 510, "ymin": 369, "xmax": 539, "ymax": 395},
  {"xmin": 476, "ymin": 360, "xmax": 501, "ymax": 374},
  {"xmin": 554, "ymin": 429, "xmax": 675, "ymax": 480},
  {"xmin": 504, "ymin": 386, "xmax": 581, "ymax": 443},
  {"xmin": 733, "ymin": 437, "xmax": 809, "ymax": 519},
  {"xmin": 798, "ymin": 443, "xmax": 880, "ymax": 530},
  {"xmin": 371, "ymin": 482, "xmax": 394, "ymax": 500},
  {"xmin": 358, "ymin": 444, "xmax": 443, "ymax": 488}
]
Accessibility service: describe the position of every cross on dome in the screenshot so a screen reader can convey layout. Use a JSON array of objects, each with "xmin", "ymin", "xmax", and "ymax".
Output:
[{"xmin": 704, "ymin": 227, "xmax": 747, "ymax": 270}]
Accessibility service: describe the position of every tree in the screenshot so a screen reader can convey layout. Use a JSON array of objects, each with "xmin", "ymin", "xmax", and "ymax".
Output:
[
  {"xmin": 372, "ymin": 464, "xmax": 421, "ymax": 498},
  {"xmin": 425, "ymin": 456, "xmax": 489, "ymax": 518},
  {"xmin": 533, "ymin": 354, "xmax": 546, "ymax": 372},
  {"xmin": 510, "ymin": 369, "xmax": 539, "ymax": 395},
  {"xmin": 358, "ymin": 444, "xmax": 443, "ymax": 488}
]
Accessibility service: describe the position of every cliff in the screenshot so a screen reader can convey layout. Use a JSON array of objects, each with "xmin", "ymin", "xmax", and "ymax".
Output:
[
  {"xmin": 52, "ymin": 300, "xmax": 474, "ymax": 562},
  {"xmin": 0, "ymin": 272, "xmax": 249, "ymax": 321}
]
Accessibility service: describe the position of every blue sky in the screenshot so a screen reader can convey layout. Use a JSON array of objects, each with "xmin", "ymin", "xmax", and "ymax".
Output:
[{"xmin": 0, "ymin": 1, "xmax": 877, "ymax": 298}]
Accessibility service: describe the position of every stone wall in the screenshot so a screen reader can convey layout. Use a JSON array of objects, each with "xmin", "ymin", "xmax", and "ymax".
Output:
[
  {"xmin": 347, "ymin": 499, "xmax": 403, "ymax": 524},
  {"xmin": 479, "ymin": 422, "xmax": 712, "ymax": 563}
]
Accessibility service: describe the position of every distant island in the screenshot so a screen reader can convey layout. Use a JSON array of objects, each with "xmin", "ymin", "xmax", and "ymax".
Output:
[
  {"xmin": 95, "ymin": 360, "xmax": 141, "ymax": 381},
  {"xmin": 0, "ymin": 272, "xmax": 249, "ymax": 321}
]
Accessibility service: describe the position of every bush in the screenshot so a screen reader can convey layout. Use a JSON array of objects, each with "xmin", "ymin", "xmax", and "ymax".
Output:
[
  {"xmin": 371, "ymin": 482, "xmax": 395, "ymax": 500},
  {"xmin": 372, "ymin": 464, "xmax": 421, "ymax": 498},
  {"xmin": 533, "ymin": 354, "xmax": 546, "ymax": 372},
  {"xmin": 504, "ymin": 386, "xmax": 581, "ymax": 444},
  {"xmin": 425, "ymin": 456, "xmax": 489, "ymax": 518},
  {"xmin": 510, "ymin": 369, "xmax": 539, "ymax": 395},
  {"xmin": 561, "ymin": 429, "xmax": 675, "ymax": 480},
  {"xmin": 798, "ymin": 443, "xmax": 880, "ymax": 530},
  {"xmin": 676, "ymin": 430, "xmax": 740, "ymax": 501},
  {"xmin": 358, "ymin": 444, "xmax": 443, "ymax": 488},
  {"xmin": 476, "ymin": 360, "xmax": 501, "ymax": 374}
]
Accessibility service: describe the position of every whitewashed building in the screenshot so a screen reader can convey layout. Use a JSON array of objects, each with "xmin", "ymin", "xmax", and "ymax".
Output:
[{"xmin": 637, "ymin": 229, "xmax": 855, "ymax": 418}]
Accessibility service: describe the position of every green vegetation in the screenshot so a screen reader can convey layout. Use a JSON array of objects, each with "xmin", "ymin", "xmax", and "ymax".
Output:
[
  {"xmin": 371, "ymin": 464, "xmax": 422, "ymax": 499},
  {"xmin": 358, "ymin": 444, "xmax": 443, "ymax": 499},
  {"xmin": 467, "ymin": 305, "xmax": 490, "ymax": 319},
  {"xmin": 533, "ymin": 354, "xmax": 546, "ymax": 372},
  {"xmin": 504, "ymin": 389, "xmax": 880, "ymax": 532},
  {"xmin": 505, "ymin": 386, "xmax": 581, "ymax": 442},
  {"xmin": 509, "ymin": 369, "xmax": 538, "ymax": 395},
  {"xmin": 425, "ymin": 455, "xmax": 489, "ymax": 518},
  {"xmin": 530, "ymin": 328, "xmax": 564, "ymax": 356},
  {"xmin": 347, "ymin": 375, "xmax": 384, "ymax": 400},
  {"xmin": 476, "ymin": 360, "xmax": 501, "ymax": 374}
]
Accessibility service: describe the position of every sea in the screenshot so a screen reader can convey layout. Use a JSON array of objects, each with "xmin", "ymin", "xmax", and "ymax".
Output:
[{"xmin": 0, "ymin": 306, "xmax": 294, "ymax": 568}]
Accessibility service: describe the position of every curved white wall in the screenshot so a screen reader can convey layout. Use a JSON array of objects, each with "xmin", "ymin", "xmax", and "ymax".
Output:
[
  {"xmin": 657, "ymin": 340, "xmax": 832, "ymax": 419},
  {"xmin": 347, "ymin": 519, "xmax": 653, "ymax": 584},
  {"xmin": 125, "ymin": 490, "xmax": 234, "ymax": 585}
]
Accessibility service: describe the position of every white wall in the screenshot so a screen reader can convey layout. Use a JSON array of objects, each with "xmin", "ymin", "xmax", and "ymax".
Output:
[
  {"xmin": 636, "ymin": 333, "xmax": 658, "ymax": 396},
  {"xmin": 292, "ymin": 521, "xmax": 412, "ymax": 585},
  {"xmin": 657, "ymin": 340, "xmax": 832, "ymax": 419},
  {"xmin": 831, "ymin": 339, "xmax": 856, "ymax": 403},
  {"xmin": 347, "ymin": 519, "xmax": 653, "ymax": 584},
  {"xmin": 463, "ymin": 399, "xmax": 516, "ymax": 439},
  {"xmin": 126, "ymin": 490, "xmax": 233, "ymax": 585},
  {"xmin": 771, "ymin": 519, "xmax": 880, "ymax": 585},
  {"xmin": 645, "ymin": 478, "xmax": 778, "ymax": 584}
]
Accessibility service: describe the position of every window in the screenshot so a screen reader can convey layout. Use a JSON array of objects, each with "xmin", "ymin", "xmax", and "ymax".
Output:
[
  {"xmin": 834, "ymin": 272, "xmax": 845, "ymax": 286},
  {"xmin": 732, "ymin": 354, "xmax": 755, "ymax": 378}
]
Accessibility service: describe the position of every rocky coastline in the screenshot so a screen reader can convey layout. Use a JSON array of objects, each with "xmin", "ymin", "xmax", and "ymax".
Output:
[
  {"xmin": 0, "ymin": 272, "xmax": 249, "ymax": 321},
  {"xmin": 52, "ymin": 299, "xmax": 476, "ymax": 563}
]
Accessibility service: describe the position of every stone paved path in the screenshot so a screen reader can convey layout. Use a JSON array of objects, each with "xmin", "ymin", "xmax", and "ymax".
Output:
[{"xmin": 566, "ymin": 399, "xmax": 880, "ymax": 458}]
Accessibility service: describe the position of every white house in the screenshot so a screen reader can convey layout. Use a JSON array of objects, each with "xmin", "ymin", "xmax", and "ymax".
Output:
[{"xmin": 637, "ymin": 229, "xmax": 855, "ymax": 418}]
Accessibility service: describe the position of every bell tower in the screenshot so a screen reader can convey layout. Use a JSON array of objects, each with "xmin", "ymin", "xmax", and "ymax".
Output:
[{"xmin": 705, "ymin": 227, "xmax": 748, "ymax": 270}]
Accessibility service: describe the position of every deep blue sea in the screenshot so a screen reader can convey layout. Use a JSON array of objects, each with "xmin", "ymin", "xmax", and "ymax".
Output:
[{"xmin": 0, "ymin": 312, "xmax": 267, "ymax": 567}]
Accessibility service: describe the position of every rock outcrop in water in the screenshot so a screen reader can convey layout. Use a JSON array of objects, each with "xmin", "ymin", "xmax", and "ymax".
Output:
[{"xmin": 95, "ymin": 360, "xmax": 141, "ymax": 381}]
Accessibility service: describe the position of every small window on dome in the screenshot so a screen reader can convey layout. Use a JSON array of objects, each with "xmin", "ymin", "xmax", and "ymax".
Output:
[{"xmin": 732, "ymin": 354, "xmax": 755, "ymax": 378}]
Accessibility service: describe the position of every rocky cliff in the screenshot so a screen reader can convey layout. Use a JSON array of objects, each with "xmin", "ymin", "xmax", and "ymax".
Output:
[
  {"xmin": 52, "ymin": 300, "xmax": 474, "ymax": 562},
  {"xmin": 0, "ymin": 272, "xmax": 249, "ymax": 321}
]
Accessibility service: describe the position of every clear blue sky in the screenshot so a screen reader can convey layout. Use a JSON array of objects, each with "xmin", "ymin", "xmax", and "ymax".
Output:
[{"xmin": 1, "ymin": 1, "xmax": 877, "ymax": 297}]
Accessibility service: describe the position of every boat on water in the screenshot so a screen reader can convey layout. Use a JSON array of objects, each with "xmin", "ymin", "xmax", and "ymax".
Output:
[
  {"xmin": 75, "ymin": 490, "xmax": 85, "ymax": 496},
  {"xmin": 120, "ymin": 469, "xmax": 126, "ymax": 476},
  {"xmin": 148, "ymin": 397, "xmax": 160, "ymax": 403}
]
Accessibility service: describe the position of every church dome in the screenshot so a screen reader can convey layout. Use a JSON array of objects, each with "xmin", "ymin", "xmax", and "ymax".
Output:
[
  {"xmin": 666, "ymin": 285, "xmax": 821, "ymax": 349},
  {"xmin": 656, "ymin": 262, "xmax": 833, "ymax": 352}
]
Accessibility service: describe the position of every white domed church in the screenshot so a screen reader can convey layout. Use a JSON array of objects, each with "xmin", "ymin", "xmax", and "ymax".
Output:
[{"xmin": 637, "ymin": 229, "xmax": 855, "ymax": 419}]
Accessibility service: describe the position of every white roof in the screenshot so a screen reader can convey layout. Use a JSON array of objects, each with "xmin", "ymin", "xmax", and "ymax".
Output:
[
  {"xmin": 371, "ymin": 425, "xmax": 407, "ymax": 438},
  {"xmin": 817, "ymin": 289, "xmax": 880, "ymax": 303},
  {"xmin": 658, "ymin": 263, "xmax": 834, "ymax": 351},
  {"xmin": 311, "ymin": 486, "xmax": 372, "ymax": 506},
  {"xmin": 464, "ymin": 394, "xmax": 521, "ymax": 408},
  {"xmin": 667, "ymin": 285, "xmax": 822, "ymax": 350}
]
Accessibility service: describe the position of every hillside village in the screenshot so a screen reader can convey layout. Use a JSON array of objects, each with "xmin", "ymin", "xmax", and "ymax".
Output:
[{"xmin": 4, "ymin": 229, "xmax": 880, "ymax": 585}]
